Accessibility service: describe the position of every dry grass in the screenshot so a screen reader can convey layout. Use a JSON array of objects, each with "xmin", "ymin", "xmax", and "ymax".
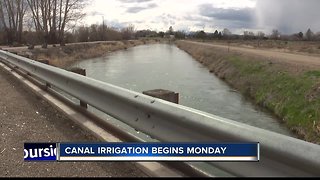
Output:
[
  {"xmin": 199, "ymin": 39, "xmax": 320, "ymax": 56},
  {"xmin": 26, "ymin": 39, "xmax": 160, "ymax": 68},
  {"xmin": 176, "ymin": 40, "xmax": 320, "ymax": 144}
]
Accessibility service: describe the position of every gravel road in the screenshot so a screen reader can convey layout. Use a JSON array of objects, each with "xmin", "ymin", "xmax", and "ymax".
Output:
[
  {"xmin": 0, "ymin": 66, "xmax": 146, "ymax": 177},
  {"xmin": 183, "ymin": 40, "xmax": 320, "ymax": 68}
]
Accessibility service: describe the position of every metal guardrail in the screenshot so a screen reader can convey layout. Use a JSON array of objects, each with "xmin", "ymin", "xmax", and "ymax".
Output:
[{"xmin": 1, "ymin": 50, "xmax": 320, "ymax": 177}]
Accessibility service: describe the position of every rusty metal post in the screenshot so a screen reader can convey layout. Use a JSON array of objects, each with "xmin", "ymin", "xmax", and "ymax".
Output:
[
  {"xmin": 69, "ymin": 67, "xmax": 87, "ymax": 108},
  {"xmin": 21, "ymin": 54, "xmax": 30, "ymax": 58},
  {"xmin": 69, "ymin": 68, "xmax": 86, "ymax": 76},
  {"xmin": 143, "ymin": 89, "xmax": 179, "ymax": 104},
  {"xmin": 37, "ymin": 59, "xmax": 50, "ymax": 65},
  {"xmin": 45, "ymin": 83, "xmax": 51, "ymax": 89}
]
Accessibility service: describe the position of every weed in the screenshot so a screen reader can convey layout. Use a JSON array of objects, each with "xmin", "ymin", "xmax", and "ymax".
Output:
[{"xmin": 227, "ymin": 56, "xmax": 320, "ymax": 143}]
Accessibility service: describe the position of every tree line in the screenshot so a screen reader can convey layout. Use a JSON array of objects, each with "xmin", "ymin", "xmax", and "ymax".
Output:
[
  {"xmin": 0, "ymin": 0, "xmax": 164, "ymax": 47},
  {"xmin": 0, "ymin": 0, "xmax": 167, "ymax": 46},
  {"xmin": 1, "ymin": 1, "xmax": 320, "ymax": 47},
  {"xmin": 185, "ymin": 28, "xmax": 320, "ymax": 41},
  {"xmin": 0, "ymin": 0, "xmax": 85, "ymax": 47}
]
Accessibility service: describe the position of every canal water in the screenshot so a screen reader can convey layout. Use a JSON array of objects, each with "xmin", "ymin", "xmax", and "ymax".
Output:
[{"xmin": 69, "ymin": 43, "xmax": 291, "ymax": 136}]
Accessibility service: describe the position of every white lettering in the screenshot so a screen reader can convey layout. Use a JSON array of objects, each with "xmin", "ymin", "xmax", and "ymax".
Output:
[
  {"xmin": 187, "ymin": 147, "xmax": 227, "ymax": 154},
  {"xmin": 65, "ymin": 147, "xmax": 71, "ymax": 154}
]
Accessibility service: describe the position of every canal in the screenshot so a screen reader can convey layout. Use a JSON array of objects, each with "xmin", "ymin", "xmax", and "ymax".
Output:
[{"xmin": 69, "ymin": 43, "xmax": 291, "ymax": 136}]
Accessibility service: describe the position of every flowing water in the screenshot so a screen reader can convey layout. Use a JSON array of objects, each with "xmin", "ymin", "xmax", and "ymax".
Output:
[{"xmin": 69, "ymin": 43, "xmax": 292, "ymax": 136}]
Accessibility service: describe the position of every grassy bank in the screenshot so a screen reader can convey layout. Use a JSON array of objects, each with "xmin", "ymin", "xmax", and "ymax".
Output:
[
  {"xmin": 193, "ymin": 39, "xmax": 320, "ymax": 56},
  {"xmin": 176, "ymin": 40, "xmax": 320, "ymax": 144},
  {"xmin": 15, "ymin": 39, "xmax": 163, "ymax": 68}
]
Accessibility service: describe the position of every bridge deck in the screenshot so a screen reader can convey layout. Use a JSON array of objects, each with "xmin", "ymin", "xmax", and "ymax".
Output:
[{"xmin": 0, "ymin": 67, "xmax": 146, "ymax": 177}]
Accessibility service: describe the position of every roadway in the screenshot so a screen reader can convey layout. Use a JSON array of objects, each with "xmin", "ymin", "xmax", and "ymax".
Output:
[
  {"xmin": 182, "ymin": 40, "xmax": 320, "ymax": 68},
  {"xmin": 0, "ymin": 65, "xmax": 146, "ymax": 177},
  {"xmin": 0, "ymin": 41, "xmax": 124, "ymax": 52}
]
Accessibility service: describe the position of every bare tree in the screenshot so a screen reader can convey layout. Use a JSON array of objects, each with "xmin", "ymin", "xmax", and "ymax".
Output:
[
  {"xmin": 243, "ymin": 31, "xmax": 255, "ymax": 40},
  {"xmin": 75, "ymin": 25, "xmax": 89, "ymax": 42},
  {"xmin": 257, "ymin": 31, "xmax": 265, "ymax": 39},
  {"xmin": 88, "ymin": 24, "xmax": 99, "ymax": 41},
  {"xmin": 27, "ymin": 0, "xmax": 86, "ymax": 47},
  {"xmin": 222, "ymin": 28, "xmax": 232, "ymax": 40},
  {"xmin": 271, "ymin": 29, "xmax": 280, "ymax": 40},
  {"xmin": 306, "ymin": 28, "xmax": 314, "ymax": 41},
  {"xmin": 0, "ymin": 0, "xmax": 27, "ymax": 44},
  {"xmin": 223, "ymin": 28, "xmax": 232, "ymax": 36},
  {"xmin": 121, "ymin": 24, "xmax": 135, "ymax": 40},
  {"xmin": 167, "ymin": 26, "xmax": 173, "ymax": 35},
  {"xmin": 213, "ymin": 30, "xmax": 219, "ymax": 38},
  {"xmin": 298, "ymin": 32, "xmax": 303, "ymax": 39},
  {"xmin": 58, "ymin": 0, "xmax": 86, "ymax": 45}
]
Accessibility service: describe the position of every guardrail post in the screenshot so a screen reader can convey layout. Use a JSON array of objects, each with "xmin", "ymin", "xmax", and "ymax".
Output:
[
  {"xmin": 24, "ymin": 54, "xmax": 30, "ymax": 58},
  {"xmin": 37, "ymin": 59, "xmax": 50, "ymax": 65},
  {"xmin": 69, "ymin": 67, "xmax": 87, "ymax": 109},
  {"xmin": 143, "ymin": 89, "xmax": 179, "ymax": 104}
]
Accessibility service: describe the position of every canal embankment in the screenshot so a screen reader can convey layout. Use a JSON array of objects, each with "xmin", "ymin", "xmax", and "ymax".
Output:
[
  {"xmin": 175, "ymin": 40, "xmax": 320, "ymax": 144},
  {"xmin": 5, "ymin": 39, "xmax": 317, "ymax": 144},
  {"xmin": 68, "ymin": 43, "xmax": 291, "ymax": 137},
  {"xmin": 5, "ymin": 39, "xmax": 164, "ymax": 68}
]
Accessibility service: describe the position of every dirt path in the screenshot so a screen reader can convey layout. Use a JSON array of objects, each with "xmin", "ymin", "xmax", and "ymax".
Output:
[
  {"xmin": 0, "ymin": 41, "xmax": 120, "ymax": 51},
  {"xmin": 183, "ymin": 40, "xmax": 320, "ymax": 68},
  {"xmin": 0, "ymin": 67, "xmax": 146, "ymax": 177}
]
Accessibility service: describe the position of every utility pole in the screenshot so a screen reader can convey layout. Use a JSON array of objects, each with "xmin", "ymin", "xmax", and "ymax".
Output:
[{"xmin": 102, "ymin": 16, "xmax": 105, "ymax": 41}]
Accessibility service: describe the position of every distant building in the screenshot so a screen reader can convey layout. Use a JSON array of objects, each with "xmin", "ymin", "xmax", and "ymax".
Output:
[{"xmin": 164, "ymin": 34, "xmax": 175, "ymax": 39}]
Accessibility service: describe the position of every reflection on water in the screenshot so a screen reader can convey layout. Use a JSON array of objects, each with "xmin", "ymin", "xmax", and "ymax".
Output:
[{"xmin": 70, "ymin": 43, "xmax": 292, "ymax": 136}]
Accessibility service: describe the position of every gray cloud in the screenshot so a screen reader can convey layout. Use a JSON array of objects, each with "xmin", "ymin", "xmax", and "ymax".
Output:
[
  {"xmin": 194, "ymin": 22, "xmax": 206, "ymax": 28},
  {"xmin": 105, "ymin": 20, "xmax": 127, "ymax": 29},
  {"xmin": 154, "ymin": 13, "xmax": 177, "ymax": 27},
  {"xmin": 126, "ymin": 6, "xmax": 147, "ymax": 13},
  {"xmin": 89, "ymin": 11, "xmax": 104, "ymax": 16},
  {"xmin": 126, "ymin": 3, "xmax": 157, "ymax": 13},
  {"xmin": 147, "ymin": 3, "xmax": 157, "ymax": 8},
  {"xmin": 199, "ymin": 4, "xmax": 254, "ymax": 22},
  {"xmin": 90, "ymin": 0, "xmax": 320, "ymax": 34},
  {"xmin": 197, "ymin": 3, "xmax": 255, "ymax": 30},
  {"xmin": 184, "ymin": 15, "xmax": 212, "ymax": 23},
  {"xmin": 133, "ymin": 20, "xmax": 144, "ymax": 24},
  {"xmin": 119, "ymin": 0, "xmax": 152, "ymax": 3},
  {"xmin": 255, "ymin": 0, "xmax": 320, "ymax": 34}
]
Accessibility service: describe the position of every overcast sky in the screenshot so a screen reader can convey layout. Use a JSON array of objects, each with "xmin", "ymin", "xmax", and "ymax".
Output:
[{"xmin": 83, "ymin": 0, "xmax": 320, "ymax": 35}]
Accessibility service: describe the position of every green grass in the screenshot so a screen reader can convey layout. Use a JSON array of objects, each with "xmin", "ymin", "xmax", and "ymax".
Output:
[
  {"xmin": 305, "ymin": 70, "xmax": 320, "ymax": 78},
  {"xmin": 176, "ymin": 41, "xmax": 320, "ymax": 143},
  {"xmin": 228, "ymin": 56, "xmax": 320, "ymax": 143}
]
